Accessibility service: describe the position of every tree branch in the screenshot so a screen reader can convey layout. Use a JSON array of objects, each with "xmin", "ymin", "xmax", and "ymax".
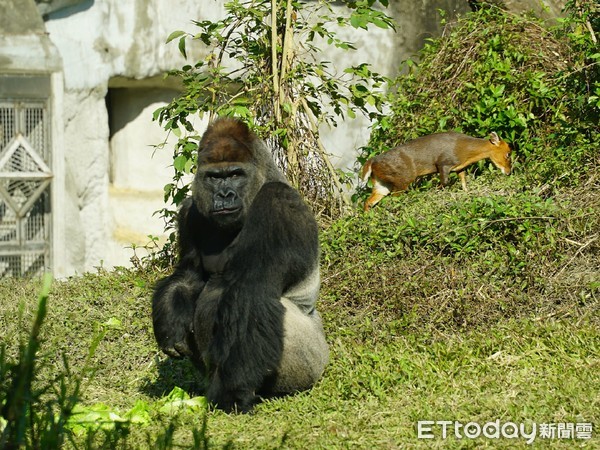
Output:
[
  {"xmin": 271, "ymin": 0, "xmax": 281, "ymax": 121},
  {"xmin": 300, "ymin": 98, "xmax": 352, "ymax": 209}
]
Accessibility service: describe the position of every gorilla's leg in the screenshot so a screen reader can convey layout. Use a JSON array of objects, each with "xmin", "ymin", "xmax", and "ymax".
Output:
[
  {"xmin": 204, "ymin": 294, "xmax": 285, "ymax": 413},
  {"xmin": 152, "ymin": 269, "xmax": 204, "ymax": 359},
  {"xmin": 269, "ymin": 299, "xmax": 329, "ymax": 394},
  {"xmin": 190, "ymin": 278, "xmax": 223, "ymax": 374}
]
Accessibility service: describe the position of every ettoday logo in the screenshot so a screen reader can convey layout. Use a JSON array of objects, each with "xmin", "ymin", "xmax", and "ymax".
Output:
[{"xmin": 417, "ymin": 420, "xmax": 593, "ymax": 444}]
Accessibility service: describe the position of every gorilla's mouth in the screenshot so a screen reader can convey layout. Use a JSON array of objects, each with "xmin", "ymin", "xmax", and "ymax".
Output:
[{"xmin": 212, "ymin": 207, "xmax": 241, "ymax": 216}]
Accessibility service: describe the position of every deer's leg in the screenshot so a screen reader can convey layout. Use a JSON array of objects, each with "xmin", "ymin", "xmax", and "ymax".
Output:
[
  {"xmin": 458, "ymin": 171, "xmax": 468, "ymax": 191},
  {"xmin": 438, "ymin": 165, "xmax": 452, "ymax": 187},
  {"xmin": 364, "ymin": 180, "xmax": 391, "ymax": 211}
]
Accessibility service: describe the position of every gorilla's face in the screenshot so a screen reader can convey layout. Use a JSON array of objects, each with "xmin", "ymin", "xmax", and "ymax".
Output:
[
  {"xmin": 195, "ymin": 163, "xmax": 257, "ymax": 230},
  {"xmin": 192, "ymin": 136, "xmax": 262, "ymax": 232}
]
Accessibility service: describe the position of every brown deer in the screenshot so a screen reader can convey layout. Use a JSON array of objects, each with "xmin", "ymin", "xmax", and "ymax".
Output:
[{"xmin": 361, "ymin": 132, "xmax": 512, "ymax": 211}]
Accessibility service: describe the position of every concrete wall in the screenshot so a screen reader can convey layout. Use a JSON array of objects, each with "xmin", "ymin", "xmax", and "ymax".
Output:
[
  {"xmin": 42, "ymin": 0, "xmax": 220, "ymax": 273},
  {"xmin": 105, "ymin": 86, "xmax": 202, "ymax": 267}
]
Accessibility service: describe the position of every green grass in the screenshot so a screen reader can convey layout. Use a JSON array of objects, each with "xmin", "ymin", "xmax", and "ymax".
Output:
[{"xmin": 0, "ymin": 169, "xmax": 598, "ymax": 448}]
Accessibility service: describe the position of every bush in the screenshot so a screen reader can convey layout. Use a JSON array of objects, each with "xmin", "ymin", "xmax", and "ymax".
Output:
[
  {"xmin": 321, "ymin": 183, "xmax": 598, "ymax": 334},
  {"xmin": 358, "ymin": 2, "xmax": 599, "ymax": 198}
]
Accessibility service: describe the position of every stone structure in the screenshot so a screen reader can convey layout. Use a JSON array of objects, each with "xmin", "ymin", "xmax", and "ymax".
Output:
[
  {"xmin": 38, "ymin": 0, "xmax": 220, "ymax": 272},
  {"xmin": 0, "ymin": 0, "xmax": 65, "ymax": 276},
  {"xmin": 0, "ymin": 0, "xmax": 566, "ymax": 276}
]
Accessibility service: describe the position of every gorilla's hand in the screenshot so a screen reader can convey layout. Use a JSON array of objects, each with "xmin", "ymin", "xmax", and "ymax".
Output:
[
  {"xmin": 152, "ymin": 269, "xmax": 204, "ymax": 359},
  {"xmin": 154, "ymin": 312, "xmax": 194, "ymax": 359},
  {"xmin": 161, "ymin": 339, "xmax": 193, "ymax": 359}
]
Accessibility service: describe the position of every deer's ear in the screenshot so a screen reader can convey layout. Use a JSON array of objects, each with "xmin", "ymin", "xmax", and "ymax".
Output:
[{"xmin": 489, "ymin": 132, "xmax": 500, "ymax": 145}]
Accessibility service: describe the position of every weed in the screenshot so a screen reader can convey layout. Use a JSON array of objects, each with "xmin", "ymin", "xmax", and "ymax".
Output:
[{"xmin": 0, "ymin": 275, "xmax": 78, "ymax": 449}]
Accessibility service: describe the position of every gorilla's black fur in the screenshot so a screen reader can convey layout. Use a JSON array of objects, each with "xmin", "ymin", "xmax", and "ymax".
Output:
[{"xmin": 152, "ymin": 118, "xmax": 328, "ymax": 412}]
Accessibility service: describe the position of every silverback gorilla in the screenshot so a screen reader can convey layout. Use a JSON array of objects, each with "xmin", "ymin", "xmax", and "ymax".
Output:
[{"xmin": 152, "ymin": 117, "xmax": 329, "ymax": 412}]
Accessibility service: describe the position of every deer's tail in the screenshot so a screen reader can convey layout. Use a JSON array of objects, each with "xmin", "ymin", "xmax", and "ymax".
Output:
[{"xmin": 360, "ymin": 159, "xmax": 373, "ymax": 182}]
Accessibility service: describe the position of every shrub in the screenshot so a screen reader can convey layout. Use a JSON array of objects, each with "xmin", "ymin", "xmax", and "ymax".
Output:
[
  {"xmin": 154, "ymin": 0, "xmax": 393, "ymax": 227},
  {"xmin": 358, "ymin": 2, "xmax": 599, "ymax": 198}
]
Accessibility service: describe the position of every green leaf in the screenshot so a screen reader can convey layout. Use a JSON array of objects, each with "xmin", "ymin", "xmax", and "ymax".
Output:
[
  {"xmin": 159, "ymin": 387, "xmax": 207, "ymax": 414},
  {"xmin": 178, "ymin": 36, "xmax": 187, "ymax": 58},
  {"xmin": 372, "ymin": 17, "xmax": 389, "ymax": 29},
  {"xmin": 152, "ymin": 107, "xmax": 163, "ymax": 121},
  {"xmin": 184, "ymin": 158, "xmax": 195, "ymax": 174},
  {"xmin": 166, "ymin": 30, "xmax": 186, "ymax": 44},
  {"xmin": 124, "ymin": 400, "xmax": 152, "ymax": 425},
  {"xmin": 350, "ymin": 14, "xmax": 368, "ymax": 29},
  {"xmin": 102, "ymin": 317, "xmax": 122, "ymax": 330},
  {"xmin": 173, "ymin": 155, "xmax": 188, "ymax": 172},
  {"xmin": 67, "ymin": 403, "xmax": 127, "ymax": 434}
]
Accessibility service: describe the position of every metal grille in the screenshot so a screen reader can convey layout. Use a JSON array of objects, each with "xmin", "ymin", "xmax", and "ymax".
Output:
[{"xmin": 0, "ymin": 99, "xmax": 52, "ymax": 278}]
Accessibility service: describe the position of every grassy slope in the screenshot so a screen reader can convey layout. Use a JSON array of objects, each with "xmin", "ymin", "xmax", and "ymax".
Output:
[{"xmin": 0, "ymin": 168, "xmax": 598, "ymax": 449}]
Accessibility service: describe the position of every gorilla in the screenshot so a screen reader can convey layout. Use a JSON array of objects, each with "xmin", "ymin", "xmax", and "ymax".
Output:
[{"xmin": 152, "ymin": 117, "xmax": 329, "ymax": 412}]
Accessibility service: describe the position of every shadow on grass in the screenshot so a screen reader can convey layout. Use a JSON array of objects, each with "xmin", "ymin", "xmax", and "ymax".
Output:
[{"xmin": 140, "ymin": 356, "xmax": 206, "ymax": 399}]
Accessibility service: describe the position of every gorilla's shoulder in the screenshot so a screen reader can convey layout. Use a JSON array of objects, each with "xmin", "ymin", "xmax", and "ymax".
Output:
[
  {"xmin": 255, "ymin": 182, "xmax": 308, "ymax": 209},
  {"xmin": 177, "ymin": 196, "xmax": 200, "ymax": 223},
  {"xmin": 259, "ymin": 181, "xmax": 296, "ymax": 194}
]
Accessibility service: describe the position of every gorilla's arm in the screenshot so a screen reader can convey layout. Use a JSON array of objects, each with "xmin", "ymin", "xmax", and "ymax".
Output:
[
  {"xmin": 152, "ymin": 198, "xmax": 205, "ymax": 359},
  {"xmin": 206, "ymin": 181, "xmax": 319, "ymax": 411}
]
